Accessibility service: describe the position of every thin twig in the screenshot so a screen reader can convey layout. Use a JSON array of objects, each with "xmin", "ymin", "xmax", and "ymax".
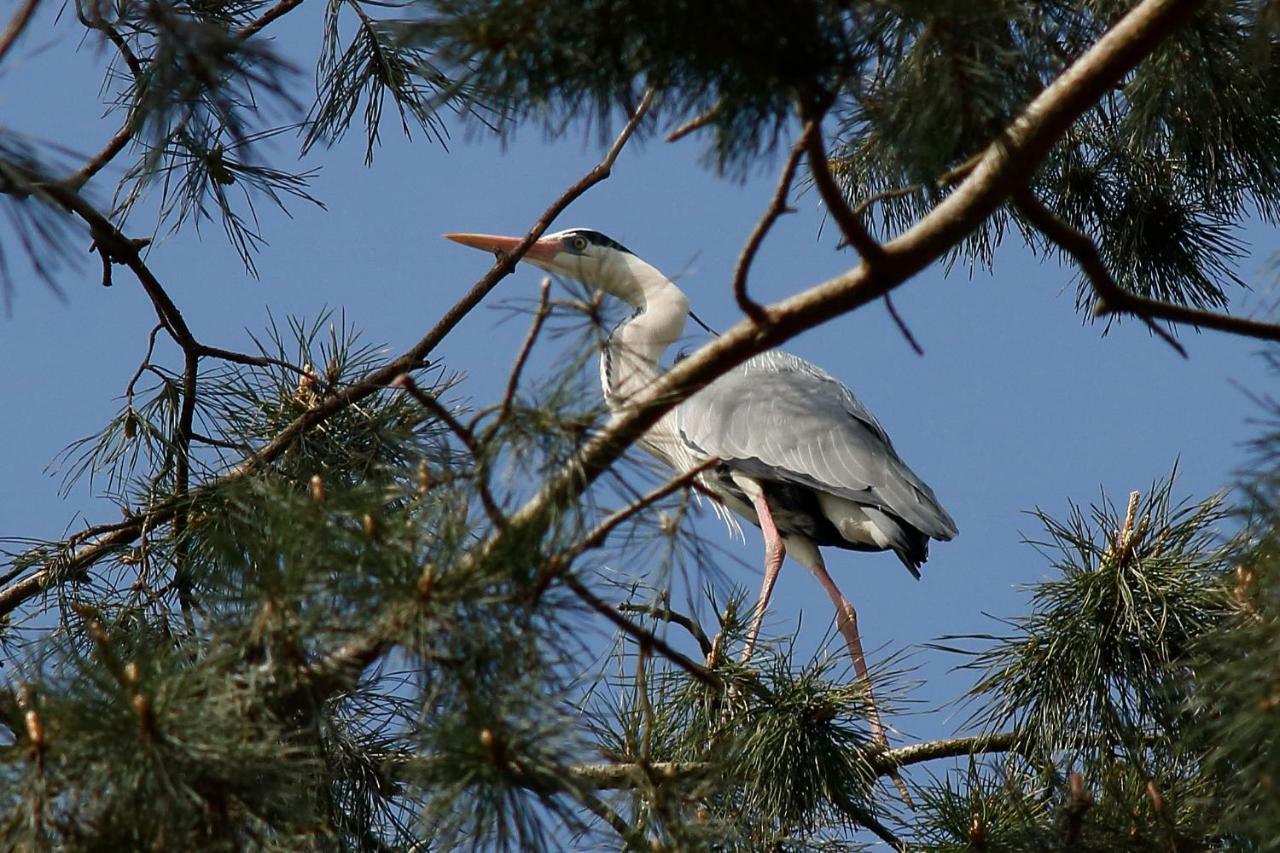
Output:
[
  {"xmin": 666, "ymin": 104, "xmax": 722, "ymax": 142},
  {"xmin": 173, "ymin": 348, "xmax": 200, "ymax": 631},
  {"xmin": 238, "ymin": 0, "xmax": 306, "ymax": 39},
  {"xmin": 393, "ymin": 374, "xmax": 507, "ymax": 531},
  {"xmin": 1016, "ymin": 188, "xmax": 1280, "ymax": 348},
  {"xmin": 578, "ymin": 789, "xmax": 641, "ymax": 844},
  {"xmin": 1013, "ymin": 190, "xmax": 1191, "ymax": 356},
  {"xmin": 489, "ymin": 277, "xmax": 553, "ymax": 435},
  {"xmin": 637, "ymin": 642, "xmax": 654, "ymax": 764},
  {"xmin": 125, "ymin": 323, "xmax": 165, "ymax": 402},
  {"xmin": 68, "ymin": 10, "xmax": 146, "ymax": 189},
  {"xmin": 851, "ymin": 183, "xmax": 923, "ymax": 220},
  {"xmin": 882, "ymin": 293, "xmax": 924, "ymax": 356},
  {"xmin": 617, "ymin": 602, "xmax": 713, "ymax": 657},
  {"xmin": 731, "ymin": 125, "xmax": 812, "ymax": 323},
  {"xmin": 844, "ymin": 151, "xmax": 984, "ymax": 243},
  {"xmin": 532, "ymin": 460, "xmax": 716, "ymax": 597},
  {"xmin": 197, "ymin": 344, "xmax": 312, "ymax": 379},
  {"xmin": 559, "ymin": 572, "xmax": 723, "ymax": 691},
  {"xmin": 0, "ymin": 0, "xmax": 40, "ymax": 67}
]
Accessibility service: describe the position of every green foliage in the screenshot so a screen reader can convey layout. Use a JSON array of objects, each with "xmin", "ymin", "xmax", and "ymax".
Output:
[
  {"xmin": 5, "ymin": 1, "xmax": 1280, "ymax": 848},
  {"xmin": 913, "ymin": 756, "xmax": 1220, "ymax": 851},
  {"xmin": 958, "ymin": 471, "xmax": 1234, "ymax": 762},
  {"xmin": 1183, "ymin": 396, "xmax": 1280, "ymax": 851},
  {"xmin": 0, "ymin": 133, "xmax": 84, "ymax": 307},
  {"xmin": 305, "ymin": 0, "xmax": 491, "ymax": 165}
]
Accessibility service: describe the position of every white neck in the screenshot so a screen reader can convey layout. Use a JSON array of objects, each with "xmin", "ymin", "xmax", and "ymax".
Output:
[{"xmin": 598, "ymin": 257, "xmax": 689, "ymax": 407}]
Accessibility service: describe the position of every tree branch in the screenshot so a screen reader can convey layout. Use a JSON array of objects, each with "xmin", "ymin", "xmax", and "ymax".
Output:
[
  {"xmin": 868, "ymin": 731, "xmax": 1019, "ymax": 774},
  {"xmin": 882, "ymin": 293, "xmax": 924, "ymax": 356},
  {"xmin": 617, "ymin": 602, "xmax": 713, "ymax": 658},
  {"xmin": 489, "ymin": 277, "xmax": 553, "ymax": 435},
  {"xmin": 559, "ymin": 572, "xmax": 724, "ymax": 691},
  {"xmin": 564, "ymin": 731, "xmax": 1021, "ymax": 791},
  {"xmin": 393, "ymin": 374, "xmax": 508, "ymax": 531},
  {"xmin": 802, "ymin": 113, "xmax": 885, "ymax": 266},
  {"xmin": 36, "ymin": 179, "xmax": 199, "ymax": 351},
  {"xmin": 0, "ymin": 0, "xmax": 40, "ymax": 67},
  {"xmin": 665, "ymin": 104, "xmax": 722, "ymax": 142},
  {"xmin": 1014, "ymin": 188, "xmax": 1280, "ymax": 348},
  {"xmin": 731, "ymin": 124, "xmax": 811, "ymax": 323},
  {"xmin": 238, "ymin": 0, "xmax": 307, "ymax": 40}
]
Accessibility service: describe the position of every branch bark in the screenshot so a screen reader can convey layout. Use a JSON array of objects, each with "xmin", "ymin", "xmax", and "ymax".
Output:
[
  {"xmin": 803, "ymin": 116, "xmax": 885, "ymax": 266},
  {"xmin": 562, "ymin": 731, "xmax": 1020, "ymax": 790},
  {"xmin": 0, "ymin": 0, "xmax": 39, "ymax": 67},
  {"xmin": 731, "ymin": 124, "xmax": 811, "ymax": 323},
  {"xmin": 1015, "ymin": 188, "xmax": 1280, "ymax": 347}
]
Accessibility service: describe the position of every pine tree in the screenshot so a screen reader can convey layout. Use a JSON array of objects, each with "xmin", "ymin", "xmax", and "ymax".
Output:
[{"xmin": 1, "ymin": 0, "xmax": 1279, "ymax": 848}]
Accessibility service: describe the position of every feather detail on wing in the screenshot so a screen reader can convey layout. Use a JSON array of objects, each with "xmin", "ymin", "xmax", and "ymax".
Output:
[{"xmin": 676, "ymin": 351, "xmax": 957, "ymax": 542}]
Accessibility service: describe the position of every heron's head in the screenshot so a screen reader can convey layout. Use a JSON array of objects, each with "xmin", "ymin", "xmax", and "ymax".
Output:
[{"xmin": 445, "ymin": 228, "xmax": 666, "ymax": 307}]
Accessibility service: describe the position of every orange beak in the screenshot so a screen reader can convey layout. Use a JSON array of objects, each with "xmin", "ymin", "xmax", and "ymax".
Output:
[{"xmin": 444, "ymin": 232, "xmax": 561, "ymax": 264}]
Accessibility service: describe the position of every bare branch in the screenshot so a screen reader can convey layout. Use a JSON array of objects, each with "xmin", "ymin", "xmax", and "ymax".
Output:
[
  {"xmin": 802, "ymin": 113, "xmax": 885, "ymax": 265},
  {"xmin": 731, "ymin": 125, "xmax": 811, "ymax": 323},
  {"xmin": 559, "ymin": 572, "xmax": 724, "ymax": 691},
  {"xmin": 0, "ymin": 0, "xmax": 40, "ymax": 67},
  {"xmin": 868, "ymin": 731, "xmax": 1020, "ymax": 774},
  {"xmin": 666, "ymin": 104, "xmax": 722, "ymax": 142},
  {"xmin": 1014, "ymin": 188, "xmax": 1280, "ymax": 348},
  {"xmin": 393, "ymin": 374, "xmax": 507, "ymax": 531},
  {"xmin": 882, "ymin": 293, "xmax": 924, "ymax": 356},
  {"xmin": 617, "ymin": 602, "xmax": 713, "ymax": 658}
]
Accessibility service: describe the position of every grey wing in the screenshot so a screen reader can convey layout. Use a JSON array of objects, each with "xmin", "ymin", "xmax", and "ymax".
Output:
[{"xmin": 676, "ymin": 351, "xmax": 958, "ymax": 540}]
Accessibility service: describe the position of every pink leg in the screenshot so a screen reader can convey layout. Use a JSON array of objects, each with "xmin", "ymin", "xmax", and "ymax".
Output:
[
  {"xmin": 740, "ymin": 489, "xmax": 786, "ymax": 662},
  {"xmin": 808, "ymin": 555, "xmax": 914, "ymax": 806}
]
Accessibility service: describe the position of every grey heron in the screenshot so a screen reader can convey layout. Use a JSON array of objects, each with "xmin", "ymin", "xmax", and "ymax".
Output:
[{"xmin": 446, "ymin": 227, "xmax": 957, "ymax": 749}]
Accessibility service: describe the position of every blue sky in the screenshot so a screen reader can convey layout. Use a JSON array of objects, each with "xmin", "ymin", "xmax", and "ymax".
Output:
[{"xmin": 2, "ymin": 1, "xmax": 1277, "ymax": 805}]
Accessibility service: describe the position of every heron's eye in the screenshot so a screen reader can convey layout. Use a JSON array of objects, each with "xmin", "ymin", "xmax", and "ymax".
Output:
[{"xmin": 570, "ymin": 235, "xmax": 589, "ymax": 252}]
